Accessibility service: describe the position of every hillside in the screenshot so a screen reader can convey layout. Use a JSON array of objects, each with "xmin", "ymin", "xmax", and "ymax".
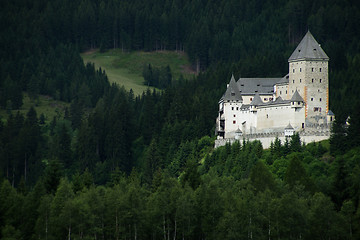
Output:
[{"xmin": 81, "ymin": 49, "xmax": 196, "ymax": 95}]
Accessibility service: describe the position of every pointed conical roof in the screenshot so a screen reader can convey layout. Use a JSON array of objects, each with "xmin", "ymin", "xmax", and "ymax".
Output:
[
  {"xmin": 222, "ymin": 75, "xmax": 243, "ymax": 101},
  {"xmin": 327, "ymin": 110, "xmax": 335, "ymax": 116},
  {"xmin": 285, "ymin": 123, "xmax": 294, "ymax": 130},
  {"xmin": 290, "ymin": 89, "xmax": 304, "ymax": 102},
  {"xmin": 289, "ymin": 31, "xmax": 329, "ymax": 62},
  {"xmin": 250, "ymin": 92, "xmax": 263, "ymax": 106},
  {"xmin": 235, "ymin": 127, "xmax": 242, "ymax": 133},
  {"xmin": 274, "ymin": 96, "xmax": 284, "ymax": 103}
]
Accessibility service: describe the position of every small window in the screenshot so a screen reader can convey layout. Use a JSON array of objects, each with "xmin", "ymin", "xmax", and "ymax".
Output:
[
  {"xmin": 292, "ymin": 90, "xmax": 294, "ymax": 93},
  {"xmin": 312, "ymin": 79, "xmax": 314, "ymax": 83},
  {"xmin": 231, "ymin": 92, "xmax": 235, "ymax": 96},
  {"xmin": 292, "ymin": 102, "xmax": 294, "ymax": 105},
  {"xmin": 314, "ymin": 107, "xmax": 319, "ymax": 112},
  {"xmin": 233, "ymin": 114, "xmax": 236, "ymax": 117},
  {"xmin": 250, "ymin": 98, "xmax": 253, "ymax": 101},
  {"xmin": 293, "ymin": 80, "xmax": 295, "ymax": 83},
  {"xmin": 236, "ymin": 107, "xmax": 239, "ymax": 110},
  {"xmin": 266, "ymin": 114, "xmax": 269, "ymax": 118},
  {"xmin": 320, "ymin": 79, "xmax": 322, "ymax": 83},
  {"xmin": 233, "ymin": 120, "xmax": 236, "ymax": 124},
  {"xmin": 319, "ymin": 98, "xmax": 322, "ymax": 102},
  {"xmin": 232, "ymin": 107, "xmax": 234, "ymax": 110},
  {"xmin": 293, "ymin": 69, "xmax": 295, "ymax": 73},
  {"xmin": 312, "ymin": 68, "xmax": 314, "ymax": 72},
  {"xmin": 257, "ymin": 84, "xmax": 260, "ymax": 86},
  {"xmin": 311, "ymin": 98, "xmax": 313, "ymax": 101},
  {"xmin": 300, "ymin": 79, "xmax": 301, "ymax": 83},
  {"xmin": 280, "ymin": 91, "xmax": 282, "ymax": 95},
  {"xmin": 320, "ymin": 68, "xmax": 322, "ymax": 72},
  {"xmin": 264, "ymin": 98, "xmax": 268, "ymax": 101},
  {"xmin": 255, "ymin": 90, "xmax": 258, "ymax": 93},
  {"xmin": 298, "ymin": 102, "xmax": 300, "ymax": 105},
  {"xmin": 300, "ymin": 68, "xmax": 302, "ymax": 72},
  {"xmin": 302, "ymin": 123, "xmax": 304, "ymax": 128}
]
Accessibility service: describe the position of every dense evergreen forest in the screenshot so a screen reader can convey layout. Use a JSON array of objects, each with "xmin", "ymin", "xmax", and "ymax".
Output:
[{"xmin": 1, "ymin": 0, "xmax": 360, "ymax": 239}]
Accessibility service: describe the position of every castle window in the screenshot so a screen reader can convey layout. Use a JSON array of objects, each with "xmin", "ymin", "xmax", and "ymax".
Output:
[
  {"xmin": 233, "ymin": 120, "xmax": 236, "ymax": 124},
  {"xmin": 233, "ymin": 114, "xmax": 236, "ymax": 117},
  {"xmin": 257, "ymin": 84, "xmax": 260, "ymax": 86},
  {"xmin": 319, "ymin": 107, "xmax": 322, "ymax": 112},
  {"xmin": 286, "ymin": 90, "xmax": 287, "ymax": 94},
  {"xmin": 236, "ymin": 107, "xmax": 239, "ymax": 110},
  {"xmin": 293, "ymin": 80, "xmax": 295, "ymax": 83},
  {"xmin": 280, "ymin": 91, "xmax": 282, "ymax": 95},
  {"xmin": 298, "ymin": 102, "xmax": 300, "ymax": 105},
  {"xmin": 319, "ymin": 98, "xmax": 322, "ymax": 101},
  {"xmin": 264, "ymin": 98, "xmax": 267, "ymax": 101},
  {"xmin": 293, "ymin": 69, "xmax": 295, "ymax": 73},
  {"xmin": 300, "ymin": 79, "xmax": 301, "ymax": 83},
  {"xmin": 320, "ymin": 68, "xmax": 322, "ymax": 72},
  {"xmin": 231, "ymin": 92, "xmax": 235, "ymax": 96},
  {"xmin": 312, "ymin": 68, "xmax": 314, "ymax": 72},
  {"xmin": 300, "ymin": 68, "xmax": 302, "ymax": 72},
  {"xmin": 250, "ymin": 98, "xmax": 253, "ymax": 101},
  {"xmin": 232, "ymin": 107, "xmax": 234, "ymax": 110},
  {"xmin": 302, "ymin": 123, "xmax": 305, "ymax": 128},
  {"xmin": 314, "ymin": 107, "xmax": 319, "ymax": 112},
  {"xmin": 320, "ymin": 79, "xmax": 322, "ymax": 83},
  {"xmin": 311, "ymin": 98, "xmax": 313, "ymax": 101},
  {"xmin": 266, "ymin": 114, "xmax": 268, "ymax": 118},
  {"xmin": 292, "ymin": 90, "xmax": 294, "ymax": 93},
  {"xmin": 312, "ymin": 79, "xmax": 314, "ymax": 83},
  {"xmin": 255, "ymin": 90, "xmax": 258, "ymax": 93}
]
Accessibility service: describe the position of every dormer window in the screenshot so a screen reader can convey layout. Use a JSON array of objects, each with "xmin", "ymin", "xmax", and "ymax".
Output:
[
  {"xmin": 231, "ymin": 93, "xmax": 235, "ymax": 96},
  {"xmin": 257, "ymin": 84, "xmax": 260, "ymax": 86}
]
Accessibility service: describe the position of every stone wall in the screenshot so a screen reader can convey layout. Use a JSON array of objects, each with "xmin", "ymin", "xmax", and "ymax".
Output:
[{"xmin": 215, "ymin": 129, "xmax": 330, "ymax": 149}]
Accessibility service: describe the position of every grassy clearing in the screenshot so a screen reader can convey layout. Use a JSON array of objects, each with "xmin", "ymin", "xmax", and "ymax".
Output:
[
  {"xmin": 0, "ymin": 93, "xmax": 69, "ymax": 123},
  {"xmin": 81, "ymin": 49, "xmax": 196, "ymax": 95}
]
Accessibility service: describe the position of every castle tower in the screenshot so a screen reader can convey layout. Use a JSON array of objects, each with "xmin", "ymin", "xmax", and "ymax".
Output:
[
  {"xmin": 288, "ymin": 31, "xmax": 329, "ymax": 125},
  {"xmin": 217, "ymin": 75, "xmax": 243, "ymax": 138}
]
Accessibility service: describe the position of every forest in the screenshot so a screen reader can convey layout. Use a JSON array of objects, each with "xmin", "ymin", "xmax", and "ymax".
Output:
[{"xmin": 1, "ymin": 0, "xmax": 360, "ymax": 239}]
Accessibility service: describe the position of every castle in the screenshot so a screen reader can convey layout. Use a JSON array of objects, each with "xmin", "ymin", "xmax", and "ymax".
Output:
[{"xmin": 215, "ymin": 31, "xmax": 335, "ymax": 148}]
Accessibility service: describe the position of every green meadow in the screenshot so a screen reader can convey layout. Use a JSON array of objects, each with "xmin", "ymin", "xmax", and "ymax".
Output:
[
  {"xmin": 0, "ymin": 93, "xmax": 69, "ymax": 123},
  {"xmin": 81, "ymin": 49, "xmax": 196, "ymax": 95}
]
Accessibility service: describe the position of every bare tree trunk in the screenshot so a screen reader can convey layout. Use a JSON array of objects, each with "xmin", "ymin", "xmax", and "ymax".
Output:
[
  {"xmin": 196, "ymin": 59, "xmax": 200, "ymax": 74},
  {"xmin": 116, "ymin": 210, "xmax": 119, "ymax": 240},
  {"xmin": 163, "ymin": 216, "xmax": 166, "ymax": 240},
  {"xmin": 24, "ymin": 153, "xmax": 27, "ymax": 182},
  {"xmin": 173, "ymin": 219, "xmax": 177, "ymax": 240},
  {"xmin": 134, "ymin": 223, "xmax": 137, "ymax": 240}
]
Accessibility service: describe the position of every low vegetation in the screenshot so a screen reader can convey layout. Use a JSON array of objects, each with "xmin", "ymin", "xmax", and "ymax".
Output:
[{"xmin": 81, "ymin": 49, "xmax": 195, "ymax": 95}]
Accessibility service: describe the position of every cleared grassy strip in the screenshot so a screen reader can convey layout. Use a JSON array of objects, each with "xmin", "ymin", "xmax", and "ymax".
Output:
[
  {"xmin": 81, "ymin": 49, "xmax": 195, "ymax": 95},
  {"xmin": 0, "ymin": 93, "xmax": 69, "ymax": 123}
]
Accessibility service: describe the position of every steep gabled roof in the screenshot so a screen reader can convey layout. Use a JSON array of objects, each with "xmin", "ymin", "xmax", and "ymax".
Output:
[
  {"xmin": 237, "ymin": 78, "xmax": 281, "ymax": 95},
  {"xmin": 290, "ymin": 89, "xmax": 304, "ymax": 102},
  {"xmin": 289, "ymin": 31, "xmax": 329, "ymax": 62},
  {"xmin": 276, "ymin": 74, "xmax": 289, "ymax": 85},
  {"xmin": 250, "ymin": 93, "xmax": 263, "ymax": 106},
  {"xmin": 222, "ymin": 75, "xmax": 243, "ymax": 101}
]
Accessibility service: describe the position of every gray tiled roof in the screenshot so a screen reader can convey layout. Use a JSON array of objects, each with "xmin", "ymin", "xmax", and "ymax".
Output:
[
  {"xmin": 222, "ymin": 75, "xmax": 243, "ymax": 101},
  {"xmin": 290, "ymin": 89, "xmax": 304, "ymax": 102},
  {"xmin": 276, "ymin": 74, "xmax": 289, "ymax": 85},
  {"xmin": 289, "ymin": 31, "xmax": 329, "ymax": 61},
  {"xmin": 250, "ymin": 93, "xmax": 263, "ymax": 106},
  {"xmin": 327, "ymin": 110, "xmax": 335, "ymax": 116},
  {"xmin": 237, "ymin": 78, "xmax": 281, "ymax": 95},
  {"xmin": 285, "ymin": 123, "xmax": 294, "ymax": 130}
]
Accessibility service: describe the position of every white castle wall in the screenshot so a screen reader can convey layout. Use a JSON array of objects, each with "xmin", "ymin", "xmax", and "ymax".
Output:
[{"xmin": 215, "ymin": 130, "xmax": 330, "ymax": 149}]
